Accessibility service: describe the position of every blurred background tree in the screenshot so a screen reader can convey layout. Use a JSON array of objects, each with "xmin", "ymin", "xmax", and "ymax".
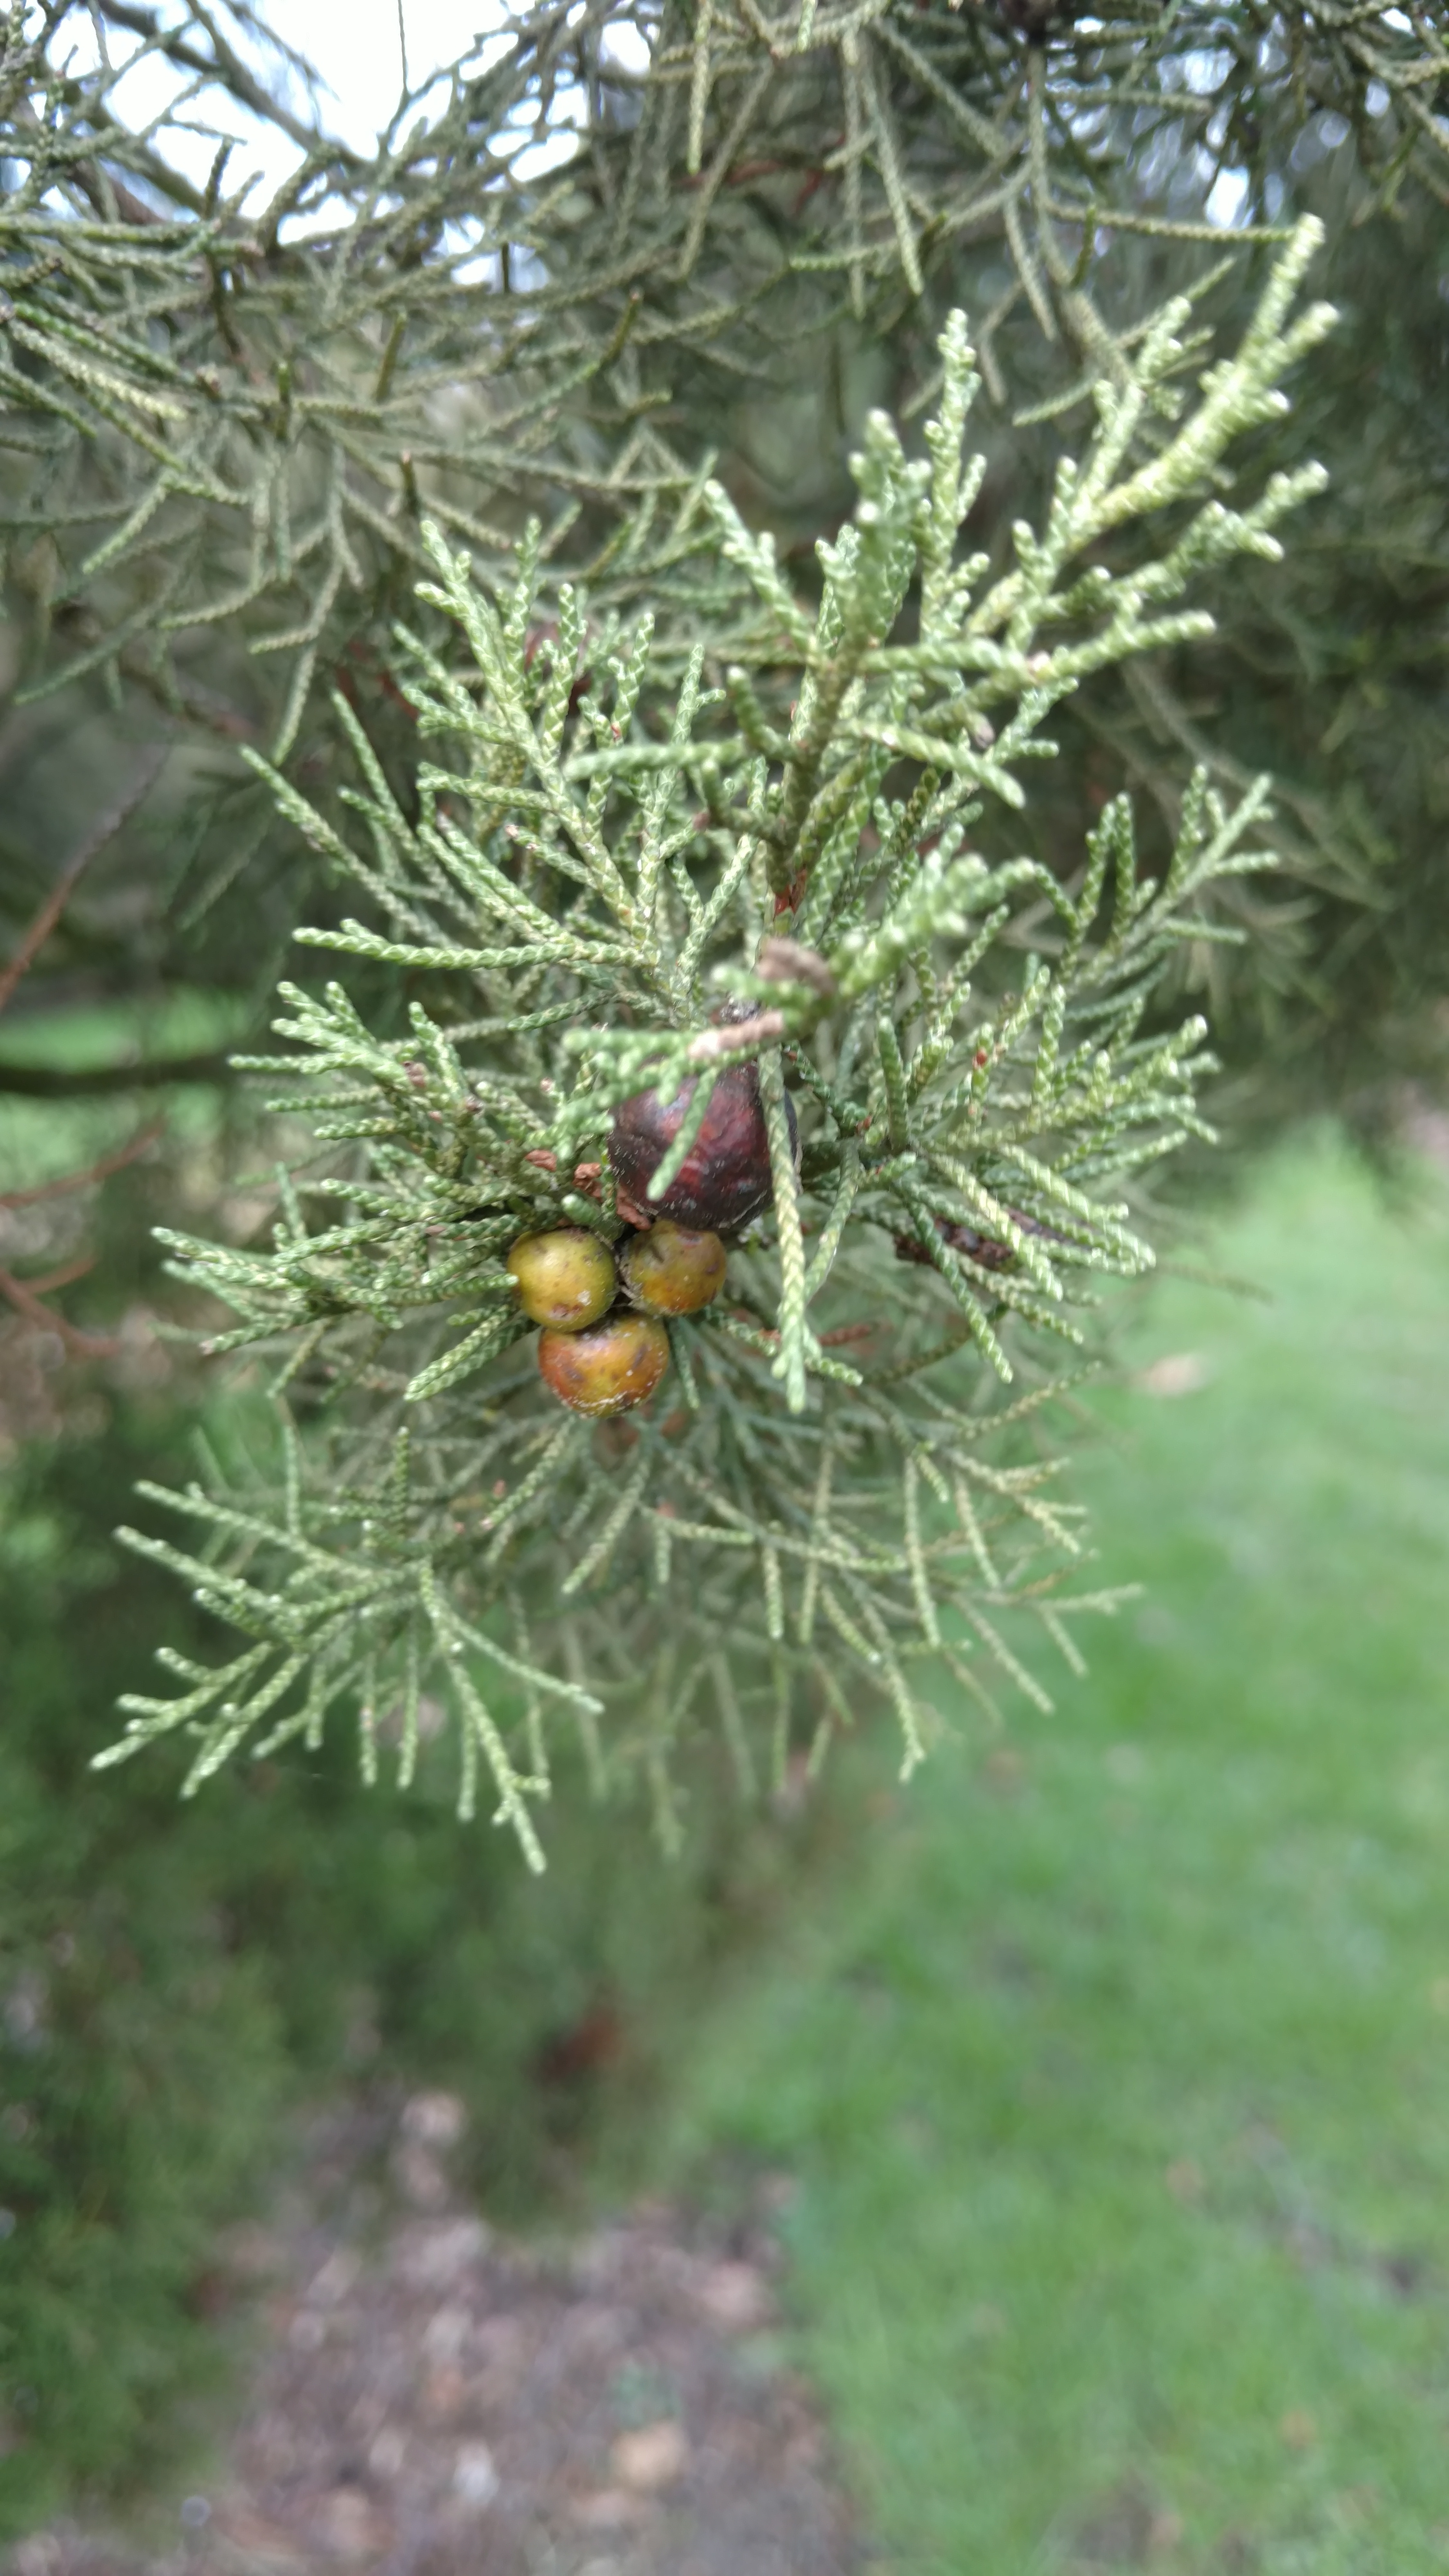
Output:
[{"xmin": 2, "ymin": 0, "xmax": 1448, "ymax": 2541}]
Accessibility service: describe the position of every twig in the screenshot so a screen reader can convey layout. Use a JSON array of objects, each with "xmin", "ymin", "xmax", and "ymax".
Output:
[
  {"xmin": 0, "ymin": 1263, "xmax": 121, "ymax": 1358},
  {"xmin": 93, "ymin": 0, "xmax": 357, "ymax": 167},
  {"xmin": 16, "ymin": 1254, "xmax": 98, "ymax": 1295},
  {"xmin": 0, "ymin": 1121, "xmax": 164, "ymax": 1213},
  {"xmin": 0, "ymin": 746, "xmax": 170, "ymax": 1022}
]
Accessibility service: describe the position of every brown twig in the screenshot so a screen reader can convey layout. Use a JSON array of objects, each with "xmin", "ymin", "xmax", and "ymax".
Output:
[
  {"xmin": 0, "ymin": 1121, "xmax": 164, "ymax": 1213},
  {"xmin": 0, "ymin": 755, "xmax": 172, "ymax": 1368},
  {"xmin": 16, "ymin": 1253, "xmax": 98, "ymax": 1296},
  {"xmin": 0, "ymin": 745, "xmax": 170, "ymax": 1022},
  {"xmin": 0, "ymin": 1263, "xmax": 121, "ymax": 1358}
]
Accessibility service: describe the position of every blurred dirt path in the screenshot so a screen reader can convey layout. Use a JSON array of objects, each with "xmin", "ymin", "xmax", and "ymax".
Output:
[{"xmin": 6, "ymin": 2092, "xmax": 860, "ymax": 2576}]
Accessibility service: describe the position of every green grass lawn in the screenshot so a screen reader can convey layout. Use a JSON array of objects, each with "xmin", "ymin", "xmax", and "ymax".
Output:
[{"xmin": 665, "ymin": 1141, "xmax": 1449, "ymax": 2573}]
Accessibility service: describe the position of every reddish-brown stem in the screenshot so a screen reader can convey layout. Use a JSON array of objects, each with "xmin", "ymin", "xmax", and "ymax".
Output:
[
  {"xmin": 0, "ymin": 1120, "xmax": 163, "ymax": 1214},
  {"xmin": 17, "ymin": 1254, "xmax": 97, "ymax": 1296},
  {"xmin": 0, "ymin": 745, "xmax": 169, "ymax": 1021},
  {"xmin": 0, "ymin": 1265, "xmax": 121, "ymax": 1358}
]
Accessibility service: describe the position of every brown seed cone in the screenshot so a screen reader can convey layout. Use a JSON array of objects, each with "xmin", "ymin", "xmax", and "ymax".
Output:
[
  {"xmin": 537, "ymin": 1312, "xmax": 670, "ymax": 1418},
  {"xmin": 619, "ymin": 1220, "xmax": 727, "ymax": 1316},
  {"xmin": 506, "ymin": 1227, "xmax": 617, "ymax": 1330},
  {"xmin": 608, "ymin": 1062, "xmax": 798, "ymax": 1234}
]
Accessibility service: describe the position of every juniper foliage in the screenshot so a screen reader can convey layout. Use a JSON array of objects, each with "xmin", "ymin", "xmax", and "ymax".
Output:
[
  {"xmin": 101, "ymin": 235, "xmax": 1335, "ymax": 1858},
  {"xmin": 6, "ymin": 0, "xmax": 1443, "ymax": 1848},
  {"xmin": 5, "ymin": 4, "xmax": 1441, "ymax": 656},
  {"xmin": 3, "ymin": 2, "xmax": 1445, "ymax": 1024}
]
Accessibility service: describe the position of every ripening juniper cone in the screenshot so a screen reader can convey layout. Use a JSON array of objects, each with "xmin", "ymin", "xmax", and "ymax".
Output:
[
  {"xmin": 608, "ymin": 1060, "xmax": 797, "ymax": 1233},
  {"xmin": 507, "ymin": 1226, "xmax": 616, "ymax": 1330},
  {"xmin": 537, "ymin": 1312, "xmax": 670, "ymax": 1418},
  {"xmin": 619, "ymin": 1218, "xmax": 727, "ymax": 1317}
]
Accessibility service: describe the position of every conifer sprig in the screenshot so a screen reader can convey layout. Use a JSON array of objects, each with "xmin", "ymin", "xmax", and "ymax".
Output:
[{"xmin": 105, "ymin": 232, "xmax": 1331, "ymax": 1859}]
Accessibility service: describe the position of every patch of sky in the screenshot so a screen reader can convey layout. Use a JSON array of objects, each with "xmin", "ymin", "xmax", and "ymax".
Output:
[
  {"xmin": 601, "ymin": 19, "xmax": 653, "ymax": 77},
  {"xmin": 1176, "ymin": 48, "xmax": 1232, "ymax": 96},
  {"xmin": 1205, "ymin": 166, "xmax": 1249, "ymax": 228},
  {"xmin": 43, "ymin": 0, "xmax": 614, "ymax": 240}
]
